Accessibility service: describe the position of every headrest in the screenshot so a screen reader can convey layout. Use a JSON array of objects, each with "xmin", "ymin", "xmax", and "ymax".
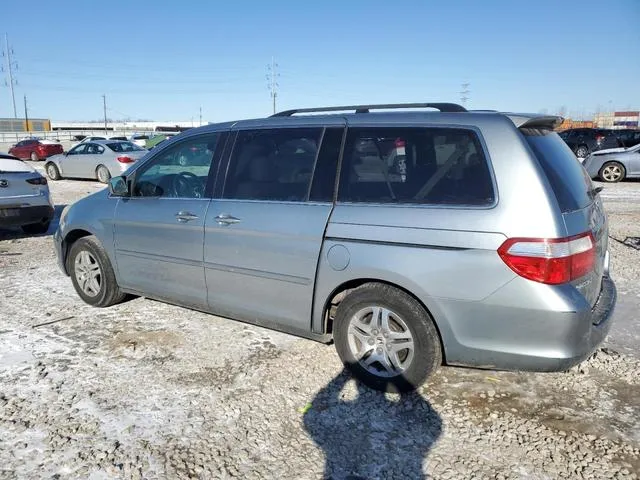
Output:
[{"xmin": 249, "ymin": 157, "xmax": 278, "ymax": 182}]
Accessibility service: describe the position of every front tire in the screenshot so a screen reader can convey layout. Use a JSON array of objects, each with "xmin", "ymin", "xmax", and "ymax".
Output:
[
  {"xmin": 333, "ymin": 283, "xmax": 442, "ymax": 392},
  {"xmin": 68, "ymin": 236, "xmax": 126, "ymax": 307},
  {"xmin": 30, "ymin": 152, "xmax": 39, "ymax": 162},
  {"xmin": 96, "ymin": 165, "xmax": 111, "ymax": 184},
  {"xmin": 46, "ymin": 163, "xmax": 61, "ymax": 180},
  {"xmin": 599, "ymin": 161, "xmax": 626, "ymax": 183}
]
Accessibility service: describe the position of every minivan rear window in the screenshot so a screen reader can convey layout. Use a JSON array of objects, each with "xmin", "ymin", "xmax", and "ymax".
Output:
[
  {"xmin": 523, "ymin": 129, "xmax": 593, "ymax": 212},
  {"xmin": 338, "ymin": 127, "xmax": 494, "ymax": 206}
]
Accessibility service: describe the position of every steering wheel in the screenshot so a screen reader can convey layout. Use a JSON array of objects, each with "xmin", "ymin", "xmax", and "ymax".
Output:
[{"xmin": 171, "ymin": 171, "xmax": 202, "ymax": 198}]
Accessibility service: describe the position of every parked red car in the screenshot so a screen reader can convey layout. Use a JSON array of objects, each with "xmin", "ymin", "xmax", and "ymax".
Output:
[{"xmin": 8, "ymin": 139, "xmax": 64, "ymax": 161}]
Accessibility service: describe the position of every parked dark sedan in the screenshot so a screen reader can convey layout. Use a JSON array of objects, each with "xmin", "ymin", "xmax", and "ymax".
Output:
[
  {"xmin": 616, "ymin": 129, "xmax": 640, "ymax": 148},
  {"xmin": 558, "ymin": 128, "xmax": 622, "ymax": 158}
]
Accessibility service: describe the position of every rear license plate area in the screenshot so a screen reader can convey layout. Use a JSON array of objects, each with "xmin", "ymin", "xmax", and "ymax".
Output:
[{"xmin": 0, "ymin": 208, "xmax": 21, "ymax": 217}]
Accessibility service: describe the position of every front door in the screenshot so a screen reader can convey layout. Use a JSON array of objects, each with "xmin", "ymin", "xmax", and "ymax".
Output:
[
  {"xmin": 62, "ymin": 144, "xmax": 90, "ymax": 177},
  {"xmin": 76, "ymin": 143, "xmax": 105, "ymax": 179},
  {"xmin": 628, "ymin": 148, "xmax": 640, "ymax": 175},
  {"xmin": 204, "ymin": 126, "xmax": 343, "ymax": 332},
  {"xmin": 113, "ymin": 132, "xmax": 223, "ymax": 308}
]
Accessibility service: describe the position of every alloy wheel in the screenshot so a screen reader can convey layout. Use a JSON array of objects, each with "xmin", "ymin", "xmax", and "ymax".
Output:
[
  {"xmin": 74, "ymin": 251, "xmax": 102, "ymax": 297},
  {"xmin": 602, "ymin": 164, "xmax": 622, "ymax": 182}
]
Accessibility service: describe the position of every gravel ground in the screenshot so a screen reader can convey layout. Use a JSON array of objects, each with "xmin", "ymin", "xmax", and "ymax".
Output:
[{"xmin": 1, "ymin": 169, "xmax": 639, "ymax": 479}]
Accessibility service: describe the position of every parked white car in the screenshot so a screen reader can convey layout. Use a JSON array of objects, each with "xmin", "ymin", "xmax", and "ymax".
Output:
[
  {"xmin": 129, "ymin": 133, "xmax": 150, "ymax": 148},
  {"xmin": 45, "ymin": 140, "xmax": 148, "ymax": 183},
  {"xmin": 0, "ymin": 153, "xmax": 54, "ymax": 234}
]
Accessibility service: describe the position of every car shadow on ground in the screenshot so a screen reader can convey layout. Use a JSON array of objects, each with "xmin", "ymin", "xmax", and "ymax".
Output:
[
  {"xmin": 303, "ymin": 369, "xmax": 442, "ymax": 480},
  {"xmin": 0, "ymin": 204, "xmax": 67, "ymax": 241}
]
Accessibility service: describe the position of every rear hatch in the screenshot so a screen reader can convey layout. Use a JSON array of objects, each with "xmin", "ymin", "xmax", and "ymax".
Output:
[
  {"xmin": 0, "ymin": 159, "xmax": 47, "ymax": 206},
  {"xmin": 522, "ymin": 128, "xmax": 607, "ymax": 307}
]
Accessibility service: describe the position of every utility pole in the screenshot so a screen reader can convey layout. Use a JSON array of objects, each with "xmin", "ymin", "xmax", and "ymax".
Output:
[
  {"xmin": 2, "ymin": 33, "xmax": 18, "ymax": 118},
  {"xmin": 460, "ymin": 82, "xmax": 470, "ymax": 107},
  {"xmin": 102, "ymin": 94, "xmax": 107, "ymax": 134},
  {"xmin": 199, "ymin": 106, "xmax": 202, "ymax": 126},
  {"xmin": 266, "ymin": 56, "xmax": 279, "ymax": 115},
  {"xmin": 23, "ymin": 94, "xmax": 29, "ymax": 132}
]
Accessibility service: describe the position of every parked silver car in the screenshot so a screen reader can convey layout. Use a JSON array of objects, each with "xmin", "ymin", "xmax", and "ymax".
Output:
[
  {"xmin": 45, "ymin": 140, "xmax": 148, "ymax": 184},
  {"xmin": 53, "ymin": 103, "xmax": 616, "ymax": 392},
  {"xmin": 0, "ymin": 153, "xmax": 54, "ymax": 234},
  {"xmin": 583, "ymin": 143, "xmax": 640, "ymax": 182}
]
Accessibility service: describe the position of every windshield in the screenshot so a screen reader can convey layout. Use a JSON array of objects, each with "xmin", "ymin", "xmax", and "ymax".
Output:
[
  {"xmin": 107, "ymin": 141, "xmax": 144, "ymax": 152},
  {"xmin": 523, "ymin": 129, "xmax": 593, "ymax": 212}
]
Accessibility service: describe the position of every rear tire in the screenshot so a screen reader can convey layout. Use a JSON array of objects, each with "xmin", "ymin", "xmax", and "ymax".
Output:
[
  {"xmin": 21, "ymin": 220, "xmax": 50, "ymax": 235},
  {"xmin": 30, "ymin": 152, "xmax": 39, "ymax": 162},
  {"xmin": 574, "ymin": 145, "xmax": 590, "ymax": 158},
  {"xmin": 68, "ymin": 235, "xmax": 126, "ymax": 307},
  {"xmin": 46, "ymin": 163, "xmax": 61, "ymax": 180},
  {"xmin": 333, "ymin": 282, "xmax": 442, "ymax": 392},
  {"xmin": 599, "ymin": 161, "xmax": 626, "ymax": 183},
  {"xmin": 96, "ymin": 165, "xmax": 111, "ymax": 184}
]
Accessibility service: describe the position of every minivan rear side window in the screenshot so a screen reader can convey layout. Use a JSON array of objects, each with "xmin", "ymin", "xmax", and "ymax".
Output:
[
  {"xmin": 523, "ymin": 129, "xmax": 593, "ymax": 212},
  {"xmin": 338, "ymin": 127, "xmax": 494, "ymax": 206}
]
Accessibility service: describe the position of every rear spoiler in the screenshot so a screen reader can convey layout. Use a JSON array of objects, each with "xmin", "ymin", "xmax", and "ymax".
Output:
[{"xmin": 515, "ymin": 115, "xmax": 564, "ymax": 130}]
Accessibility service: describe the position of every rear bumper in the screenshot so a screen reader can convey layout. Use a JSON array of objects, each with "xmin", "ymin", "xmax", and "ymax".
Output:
[
  {"xmin": 525, "ymin": 275, "xmax": 616, "ymax": 371},
  {"xmin": 37, "ymin": 149, "xmax": 64, "ymax": 160},
  {"xmin": 0, "ymin": 205, "xmax": 54, "ymax": 227},
  {"xmin": 441, "ymin": 276, "xmax": 616, "ymax": 372}
]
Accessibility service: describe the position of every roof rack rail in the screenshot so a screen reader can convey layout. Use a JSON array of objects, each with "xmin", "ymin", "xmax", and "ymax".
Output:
[{"xmin": 271, "ymin": 102, "xmax": 467, "ymax": 117}]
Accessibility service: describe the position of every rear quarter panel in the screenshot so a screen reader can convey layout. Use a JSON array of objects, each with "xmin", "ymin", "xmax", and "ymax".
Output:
[{"xmin": 312, "ymin": 116, "xmax": 568, "ymax": 355}]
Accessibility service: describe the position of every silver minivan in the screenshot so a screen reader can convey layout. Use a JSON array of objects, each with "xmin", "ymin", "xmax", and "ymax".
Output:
[{"xmin": 53, "ymin": 103, "xmax": 616, "ymax": 392}]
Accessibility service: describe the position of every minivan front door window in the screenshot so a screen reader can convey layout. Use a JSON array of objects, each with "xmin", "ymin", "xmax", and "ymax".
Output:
[
  {"xmin": 112, "ymin": 132, "xmax": 222, "ymax": 308},
  {"xmin": 133, "ymin": 135, "xmax": 218, "ymax": 198}
]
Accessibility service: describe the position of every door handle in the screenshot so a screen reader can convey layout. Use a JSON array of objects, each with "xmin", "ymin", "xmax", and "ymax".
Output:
[
  {"xmin": 175, "ymin": 211, "xmax": 199, "ymax": 222},
  {"xmin": 214, "ymin": 214, "xmax": 241, "ymax": 225}
]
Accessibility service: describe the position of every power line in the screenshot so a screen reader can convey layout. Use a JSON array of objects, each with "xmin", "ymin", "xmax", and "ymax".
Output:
[
  {"xmin": 2, "ymin": 33, "xmax": 18, "ymax": 118},
  {"xmin": 460, "ymin": 82, "xmax": 470, "ymax": 107},
  {"xmin": 266, "ymin": 56, "xmax": 279, "ymax": 115}
]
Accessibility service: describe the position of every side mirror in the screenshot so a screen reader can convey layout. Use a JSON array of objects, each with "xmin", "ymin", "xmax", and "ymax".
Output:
[{"xmin": 109, "ymin": 176, "xmax": 130, "ymax": 197}]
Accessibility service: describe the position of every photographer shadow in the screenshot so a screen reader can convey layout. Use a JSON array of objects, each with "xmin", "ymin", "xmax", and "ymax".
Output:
[{"xmin": 303, "ymin": 369, "xmax": 442, "ymax": 480}]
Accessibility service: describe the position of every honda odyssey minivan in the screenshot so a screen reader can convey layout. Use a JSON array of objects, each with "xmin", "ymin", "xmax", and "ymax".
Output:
[{"xmin": 53, "ymin": 103, "xmax": 616, "ymax": 392}]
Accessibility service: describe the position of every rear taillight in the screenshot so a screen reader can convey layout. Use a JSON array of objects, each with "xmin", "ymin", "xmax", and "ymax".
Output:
[
  {"xmin": 498, "ymin": 232, "xmax": 596, "ymax": 285},
  {"xmin": 117, "ymin": 156, "xmax": 135, "ymax": 164},
  {"xmin": 26, "ymin": 176, "xmax": 47, "ymax": 185}
]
